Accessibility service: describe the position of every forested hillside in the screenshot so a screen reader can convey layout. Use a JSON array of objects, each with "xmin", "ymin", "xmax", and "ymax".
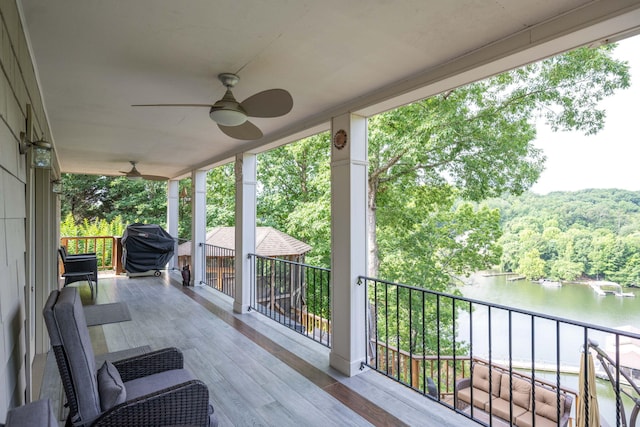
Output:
[{"xmin": 491, "ymin": 189, "xmax": 640, "ymax": 284}]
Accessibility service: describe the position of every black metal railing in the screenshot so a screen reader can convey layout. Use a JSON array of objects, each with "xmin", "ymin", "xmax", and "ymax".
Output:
[
  {"xmin": 202, "ymin": 244, "xmax": 236, "ymax": 298},
  {"xmin": 360, "ymin": 275, "xmax": 640, "ymax": 427},
  {"xmin": 249, "ymin": 254, "xmax": 331, "ymax": 347}
]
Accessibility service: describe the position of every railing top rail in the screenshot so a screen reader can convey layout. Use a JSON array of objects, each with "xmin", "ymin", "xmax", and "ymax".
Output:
[
  {"xmin": 61, "ymin": 235, "xmax": 118, "ymax": 239},
  {"xmin": 249, "ymin": 253, "xmax": 331, "ymax": 272},
  {"xmin": 359, "ymin": 274, "xmax": 640, "ymax": 340},
  {"xmin": 201, "ymin": 243, "xmax": 234, "ymax": 249}
]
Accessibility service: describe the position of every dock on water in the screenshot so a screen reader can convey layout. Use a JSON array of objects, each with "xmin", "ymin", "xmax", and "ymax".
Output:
[{"xmin": 483, "ymin": 272, "xmax": 521, "ymax": 277}]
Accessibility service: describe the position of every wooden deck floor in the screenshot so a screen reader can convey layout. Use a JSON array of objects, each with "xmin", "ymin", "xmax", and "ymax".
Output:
[{"xmin": 40, "ymin": 272, "xmax": 477, "ymax": 427}]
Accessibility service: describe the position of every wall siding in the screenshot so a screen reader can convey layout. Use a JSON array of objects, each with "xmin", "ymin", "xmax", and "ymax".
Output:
[{"xmin": 0, "ymin": 0, "xmax": 52, "ymax": 420}]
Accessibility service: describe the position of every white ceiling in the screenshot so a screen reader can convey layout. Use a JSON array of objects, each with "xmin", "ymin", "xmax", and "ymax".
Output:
[{"xmin": 19, "ymin": 0, "xmax": 640, "ymax": 179}]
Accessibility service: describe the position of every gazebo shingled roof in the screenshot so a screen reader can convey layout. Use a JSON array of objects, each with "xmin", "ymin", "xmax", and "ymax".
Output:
[{"xmin": 178, "ymin": 227, "xmax": 312, "ymax": 258}]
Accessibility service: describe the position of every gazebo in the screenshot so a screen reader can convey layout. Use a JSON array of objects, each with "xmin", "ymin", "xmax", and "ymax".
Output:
[
  {"xmin": 177, "ymin": 226, "xmax": 311, "ymax": 265},
  {"xmin": 178, "ymin": 227, "xmax": 312, "ymax": 315}
]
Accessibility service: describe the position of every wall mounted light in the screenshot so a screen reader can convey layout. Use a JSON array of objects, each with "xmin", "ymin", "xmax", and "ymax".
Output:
[
  {"xmin": 52, "ymin": 180, "xmax": 63, "ymax": 194},
  {"xmin": 19, "ymin": 131, "xmax": 52, "ymax": 168}
]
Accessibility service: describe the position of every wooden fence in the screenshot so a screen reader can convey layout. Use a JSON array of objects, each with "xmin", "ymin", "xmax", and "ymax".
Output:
[{"xmin": 60, "ymin": 236, "xmax": 123, "ymax": 274}]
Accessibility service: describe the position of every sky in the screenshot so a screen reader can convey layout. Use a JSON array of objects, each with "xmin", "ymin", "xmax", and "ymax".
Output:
[{"xmin": 529, "ymin": 35, "xmax": 640, "ymax": 195}]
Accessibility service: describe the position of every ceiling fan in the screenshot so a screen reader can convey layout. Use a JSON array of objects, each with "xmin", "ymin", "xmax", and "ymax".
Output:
[
  {"xmin": 132, "ymin": 73, "xmax": 293, "ymax": 140},
  {"xmin": 120, "ymin": 161, "xmax": 168, "ymax": 181}
]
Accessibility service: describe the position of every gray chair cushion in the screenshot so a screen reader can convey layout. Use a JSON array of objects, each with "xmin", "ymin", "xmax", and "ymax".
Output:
[
  {"xmin": 4, "ymin": 399, "xmax": 57, "ymax": 427},
  {"xmin": 97, "ymin": 361, "xmax": 127, "ymax": 411},
  {"xmin": 52, "ymin": 288, "xmax": 101, "ymax": 422},
  {"xmin": 124, "ymin": 368, "xmax": 195, "ymax": 400}
]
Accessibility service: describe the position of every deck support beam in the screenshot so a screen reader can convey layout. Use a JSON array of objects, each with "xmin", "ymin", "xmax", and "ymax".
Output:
[
  {"xmin": 191, "ymin": 170, "xmax": 207, "ymax": 286},
  {"xmin": 329, "ymin": 113, "xmax": 368, "ymax": 376},
  {"xmin": 167, "ymin": 179, "xmax": 179, "ymax": 270},
  {"xmin": 234, "ymin": 153, "xmax": 257, "ymax": 313}
]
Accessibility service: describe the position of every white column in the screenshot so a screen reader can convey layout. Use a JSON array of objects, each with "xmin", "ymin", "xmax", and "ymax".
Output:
[
  {"xmin": 33, "ymin": 168, "xmax": 52, "ymax": 349},
  {"xmin": 234, "ymin": 153, "xmax": 256, "ymax": 314},
  {"xmin": 329, "ymin": 113, "xmax": 368, "ymax": 376},
  {"xmin": 190, "ymin": 170, "xmax": 207, "ymax": 286},
  {"xmin": 167, "ymin": 179, "xmax": 179, "ymax": 270}
]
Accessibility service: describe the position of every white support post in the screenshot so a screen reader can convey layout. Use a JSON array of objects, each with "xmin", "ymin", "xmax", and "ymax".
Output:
[
  {"xmin": 234, "ymin": 153, "xmax": 256, "ymax": 314},
  {"xmin": 190, "ymin": 170, "xmax": 207, "ymax": 286},
  {"xmin": 329, "ymin": 113, "xmax": 368, "ymax": 376},
  {"xmin": 167, "ymin": 179, "xmax": 179, "ymax": 270}
]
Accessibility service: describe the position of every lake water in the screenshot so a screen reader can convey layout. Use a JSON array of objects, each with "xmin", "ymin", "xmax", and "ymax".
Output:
[{"xmin": 458, "ymin": 273, "xmax": 640, "ymax": 424}]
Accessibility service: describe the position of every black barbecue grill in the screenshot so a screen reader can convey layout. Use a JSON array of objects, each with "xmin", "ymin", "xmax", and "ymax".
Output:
[{"xmin": 121, "ymin": 223, "xmax": 175, "ymax": 277}]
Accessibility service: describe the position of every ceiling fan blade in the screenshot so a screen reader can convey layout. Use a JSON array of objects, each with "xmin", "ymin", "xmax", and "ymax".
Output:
[
  {"xmin": 240, "ymin": 89, "xmax": 293, "ymax": 118},
  {"xmin": 218, "ymin": 121, "xmax": 263, "ymax": 140},
  {"xmin": 142, "ymin": 175, "xmax": 169, "ymax": 181},
  {"xmin": 131, "ymin": 104, "xmax": 213, "ymax": 107}
]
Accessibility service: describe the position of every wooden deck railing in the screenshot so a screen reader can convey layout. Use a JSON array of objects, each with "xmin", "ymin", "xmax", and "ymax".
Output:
[
  {"xmin": 294, "ymin": 307, "xmax": 331, "ymax": 335},
  {"xmin": 373, "ymin": 341, "xmax": 578, "ymax": 425},
  {"xmin": 372, "ymin": 340, "xmax": 471, "ymax": 397},
  {"xmin": 60, "ymin": 236, "xmax": 123, "ymax": 274}
]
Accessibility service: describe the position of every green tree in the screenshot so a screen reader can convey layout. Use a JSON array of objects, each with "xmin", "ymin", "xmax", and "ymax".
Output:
[
  {"xmin": 108, "ymin": 178, "xmax": 167, "ymax": 225},
  {"xmin": 62, "ymin": 174, "xmax": 168, "ymax": 226},
  {"xmin": 497, "ymin": 190, "xmax": 640, "ymax": 282},
  {"xmin": 61, "ymin": 174, "xmax": 114, "ymax": 222},
  {"xmin": 518, "ymin": 249, "xmax": 546, "ymax": 279},
  {"xmin": 206, "ymin": 164, "xmax": 235, "ymax": 228},
  {"xmin": 257, "ymin": 134, "xmax": 331, "ymax": 267},
  {"xmin": 368, "ymin": 45, "xmax": 629, "ymax": 282},
  {"xmin": 549, "ymin": 259, "xmax": 582, "ymax": 281},
  {"xmin": 378, "ymin": 186, "xmax": 502, "ymax": 290}
]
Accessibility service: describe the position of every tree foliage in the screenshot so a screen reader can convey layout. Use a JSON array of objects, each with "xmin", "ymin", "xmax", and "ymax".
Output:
[
  {"xmin": 496, "ymin": 190, "xmax": 640, "ymax": 284},
  {"xmin": 367, "ymin": 44, "xmax": 629, "ymax": 284},
  {"xmin": 257, "ymin": 134, "xmax": 332, "ymax": 268},
  {"xmin": 61, "ymin": 175, "xmax": 168, "ymax": 226}
]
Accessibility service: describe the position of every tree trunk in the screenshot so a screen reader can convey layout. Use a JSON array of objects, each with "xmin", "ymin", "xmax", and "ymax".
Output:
[{"xmin": 367, "ymin": 179, "xmax": 379, "ymax": 278}]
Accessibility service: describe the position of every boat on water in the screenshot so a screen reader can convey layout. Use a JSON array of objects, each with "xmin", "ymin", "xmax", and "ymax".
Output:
[
  {"xmin": 590, "ymin": 280, "xmax": 636, "ymax": 297},
  {"xmin": 538, "ymin": 279, "xmax": 562, "ymax": 287}
]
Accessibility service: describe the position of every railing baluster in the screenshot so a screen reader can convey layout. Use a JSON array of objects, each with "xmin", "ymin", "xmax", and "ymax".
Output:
[
  {"xmin": 508, "ymin": 310, "xmax": 513, "ymax": 426},
  {"xmin": 530, "ymin": 315, "xmax": 536, "ymax": 427},
  {"xmin": 421, "ymin": 290, "xmax": 426, "ymax": 396},
  {"xmin": 374, "ymin": 279, "xmax": 379, "ymax": 372},
  {"xmin": 616, "ymin": 333, "xmax": 621, "ymax": 427},
  {"xmin": 557, "ymin": 321, "xmax": 561, "ymax": 427},
  {"xmin": 436, "ymin": 294, "xmax": 442, "ymax": 401},
  {"xmin": 396, "ymin": 284, "xmax": 401, "ymax": 383}
]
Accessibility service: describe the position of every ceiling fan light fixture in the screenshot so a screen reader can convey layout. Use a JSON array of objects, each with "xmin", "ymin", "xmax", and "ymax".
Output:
[
  {"xmin": 209, "ymin": 88, "xmax": 247, "ymax": 126},
  {"xmin": 209, "ymin": 107, "xmax": 247, "ymax": 126},
  {"xmin": 132, "ymin": 72, "xmax": 292, "ymax": 139}
]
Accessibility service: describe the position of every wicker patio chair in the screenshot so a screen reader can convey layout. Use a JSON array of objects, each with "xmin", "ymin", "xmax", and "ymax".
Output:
[
  {"xmin": 58, "ymin": 248, "xmax": 98, "ymax": 298},
  {"xmin": 60, "ymin": 245, "xmax": 96, "ymax": 259},
  {"xmin": 43, "ymin": 287, "xmax": 218, "ymax": 426}
]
